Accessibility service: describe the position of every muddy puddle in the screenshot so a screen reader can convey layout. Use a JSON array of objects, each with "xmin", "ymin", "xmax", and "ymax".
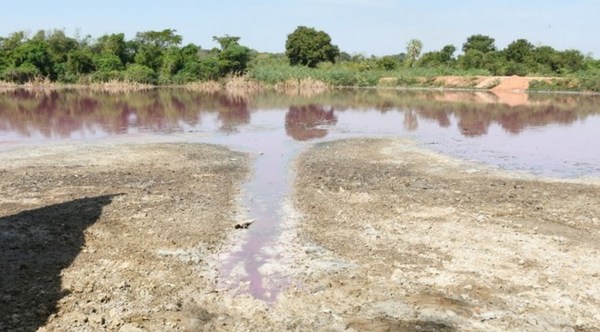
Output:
[{"xmin": 2, "ymin": 88, "xmax": 600, "ymax": 301}]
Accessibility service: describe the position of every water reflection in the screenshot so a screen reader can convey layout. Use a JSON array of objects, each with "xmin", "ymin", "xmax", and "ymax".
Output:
[
  {"xmin": 1, "ymin": 89, "xmax": 597, "ymax": 142},
  {"xmin": 216, "ymin": 95, "xmax": 250, "ymax": 133},
  {"xmin": 285, "ymin": 105, "xmax": 337, "ymax": 141}
]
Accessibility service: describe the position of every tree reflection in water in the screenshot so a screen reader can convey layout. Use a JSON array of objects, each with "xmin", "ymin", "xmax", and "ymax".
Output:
[
  {"xmin": 217, "ymin": 95, "xmax": 250, "ymax": 133},
  {"xmin": 0, "ymin": 89, "xmax": 598, "ymax": 140},
  {"xmin": 284, "ymin": 105, "xmax": 337, "ymax": 141}
]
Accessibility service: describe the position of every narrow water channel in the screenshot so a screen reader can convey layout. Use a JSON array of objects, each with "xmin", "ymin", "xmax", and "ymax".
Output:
[{"xmin": 203, "ymin": 110, "xmax": 302, "ymax": 301}]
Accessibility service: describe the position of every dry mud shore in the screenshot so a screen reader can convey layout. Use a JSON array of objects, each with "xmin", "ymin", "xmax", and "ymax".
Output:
[{"xmin": 1, "ymin": 139, "xmax": 599, "ymax": 331}]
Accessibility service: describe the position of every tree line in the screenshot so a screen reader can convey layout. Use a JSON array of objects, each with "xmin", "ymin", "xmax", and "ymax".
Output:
[
  {"xmin": 284, "ymin": 27, "xmax": 599, "ymax": 76},
  {"xmin": 0, "ymin": 27, "xmax": 598, "ymax": 85},
  {"xmin": 0, "ymin": 29, "xmax": 251, "ymax": 84}
]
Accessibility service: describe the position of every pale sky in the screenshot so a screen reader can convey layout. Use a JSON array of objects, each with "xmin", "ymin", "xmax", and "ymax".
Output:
[{"xmin": 2, "ymin": 0, "xmax": 599, "ymax": 57}]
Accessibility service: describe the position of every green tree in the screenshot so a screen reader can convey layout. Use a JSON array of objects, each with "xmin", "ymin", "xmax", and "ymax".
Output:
[
  {"xmin": 285, "ymin": 26, "xmax": 340, "ymax": 67},
  {"xmin": 418, "ymin": 44, "xmax": 456, "ymax": 67},
  {"xmin": 12, "ymin": 39, "xmax": 54, "ymax": 79},
  {"xmin": 458, "ymin": 49, "xmax": 485, "ymax": 69},
  {"xmin": 532, "ymin": 45, "xmax": 561, "ymax": 73},
  {"xmin": 405, "ymin": 39, "xmax": 423, "ymax": 67},
  {"xmin": 123, "ymin": 64, "xmax": 156, "ymax": 84},
  {"xmin": 134, "ymin": 29, "xmax": 183, "ymax": 72},
  {"xmin": 504, "ymin": 39, "xmax": 534, "ymax": 63},
  {"xmin": 559, "ymin": 49, "xmax": 585, "ymax": 73},
  {"xmin": 377, "ymin": 56, "xmax": 400, "ymax": 70},
  {"xmin": 2, "ymin": 62, "xmax": 40, "ymax": 83},
  {"xmin": 135, "ymin": 29, "xmax": 182, "ymax": 48},
  {"xmin": 213, "ymin": 35, "xmax": 251, "ymax": 75},
  {"xmin": 462, "ymin": 34, "xmax": 496, "ymax": 53},
  {"xmin": 46, "ymin": 30, "xmax": 78, "ymax": 64},
  {"xmin": 66, "ymin": 48, "xmax": 95, "ymax": 76},
  {"xmin": 439, "ymin": 45, "xmax": 456, "ymax": 63},
  {"xmin": 95, "ymin": 33, "xmax": 128, "ymax": 65}
]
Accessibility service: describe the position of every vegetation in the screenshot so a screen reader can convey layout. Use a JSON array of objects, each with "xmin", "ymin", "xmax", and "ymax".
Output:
[
  {"xmin": 285, "ymin": 26, "xmax": 339, "ymax": 68},
  {"xmin": 1, "ymin": 27, "xmax": 599, "ymax": 91},
  {"xmin": 0, "ymin": 29, "xmax": 251, "ymax": 85}
]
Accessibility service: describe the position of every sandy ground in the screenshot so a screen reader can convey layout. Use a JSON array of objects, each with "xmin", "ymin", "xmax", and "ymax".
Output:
[{"xmin": 1, "ymin": 139, "xmax": 600, "ymax": 331}]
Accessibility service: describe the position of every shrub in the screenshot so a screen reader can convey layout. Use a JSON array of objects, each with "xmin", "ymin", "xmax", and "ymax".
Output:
[{"xmin": 123, "ymin": 64, "xmax": 156, "ymax": 84}]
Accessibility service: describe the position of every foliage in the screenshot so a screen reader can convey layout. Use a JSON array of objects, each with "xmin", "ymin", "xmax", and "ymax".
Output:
[
  {"xmin": 213, "ymin": 35, "xmax": 251, "ymax": 75},
  {"xmin": 123, "ymin": 64, "xmax": 156, "ymax": 84},
  {"xmin": 405, "ymin": 39, "xmax": 423, "ymax": 67},
  {"xmin": 0, "ymin": 29, "xmax": 256, "ymax": 84},
  {"xmin": 2, "ymin": 63, "xmax": 40, "ymax": 83},
  {"xmin": 0, "ymin": 28, "xmax": 599, "ymax": 91},
  {"xmin": 462, "ymin": 34, "xmax": 496, "ymax": 53},
  {"xmin": 285, "ymin": 26, "xmax": 340, "ymax": 67},
  {"xmin": 419, "ymin": 45, "xmax": 455, "ymax": 67},
  {"xmin": 377, "ymin": 56, "xmax": 400, "ymax": 70}
]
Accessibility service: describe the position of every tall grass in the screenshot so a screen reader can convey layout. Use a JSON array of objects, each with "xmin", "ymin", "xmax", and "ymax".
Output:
[
  {"xmin": 248, "ymin": 62, "xmax": 491, "ymax": 88},
  {"xmin": 529, "ymin": 70, "xmax": 600, "ymax": 92}
]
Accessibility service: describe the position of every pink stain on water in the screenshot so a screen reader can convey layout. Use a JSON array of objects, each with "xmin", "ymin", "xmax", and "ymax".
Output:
[{"xmin": 2, "ymin": 89, "xmax": 600, "ymax": 300}]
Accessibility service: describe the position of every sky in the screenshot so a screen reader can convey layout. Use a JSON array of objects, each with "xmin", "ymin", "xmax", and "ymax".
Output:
[{"xmin": 2, "ymin": 0, "xmax": 599, "ymax": 57}]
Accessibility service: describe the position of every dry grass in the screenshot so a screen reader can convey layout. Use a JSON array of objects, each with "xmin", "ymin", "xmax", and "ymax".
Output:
[
  {"xmin": 2, "ymin": 75, "xmax": 331, "ymax": 97},
  {"xmin": 223, "ymin": 75, "xmax": 264, "ymax": 98},
  {"xmin": 0, "ymin": 80, "xmax": 19, "ymax": 92},
  {"xmin": 87, "ymin": 80, "xmax": 154, "ymax": 93},
  {"xmin": 184, "ymin": 76, "xmax": 265, "ymax": 97},
  {"xmin": 183, "ymin": 80, "xmax": 223, "ymax": 94},
  {"xmin": 274, "ymin": 77, "xmax": 331, "ymax": 96},
  {"xmin": 0, "ymin": 78, "xmax": 154, "ymax": 93}
]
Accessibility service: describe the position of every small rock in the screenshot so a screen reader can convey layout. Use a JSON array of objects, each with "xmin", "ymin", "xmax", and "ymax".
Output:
[
  {"xmin": 518, "ymin": 259, "xmax": 526, "ymax": 265},
  {"xmin": 463, "ymin": 284, "xmax": 473, "ymax": 291},
  {"xmin": 235, "ymin": 219, "xmax": 254, "ymax": 229}
]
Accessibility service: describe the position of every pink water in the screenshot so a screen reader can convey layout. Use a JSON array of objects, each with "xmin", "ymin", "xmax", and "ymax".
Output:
[{"xmin": 2, "ymin": 88, "xmax": 599, "ymax": 301}]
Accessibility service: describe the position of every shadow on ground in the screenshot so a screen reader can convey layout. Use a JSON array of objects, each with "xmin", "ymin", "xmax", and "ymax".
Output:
[{"xmin": 0, "ymin": 194, "xmax": 120, "ymax": 332}]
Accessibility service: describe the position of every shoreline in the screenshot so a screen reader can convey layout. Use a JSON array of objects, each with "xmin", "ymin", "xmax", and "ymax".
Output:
[{"xmin": 2, "ymin": 75, "xmax": 599, "ymax": 95}]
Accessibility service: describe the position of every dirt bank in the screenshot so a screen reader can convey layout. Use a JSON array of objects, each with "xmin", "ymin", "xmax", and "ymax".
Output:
[{"xmin": 1, "ymin": 139, "xmax": 599, "ymax": 331}]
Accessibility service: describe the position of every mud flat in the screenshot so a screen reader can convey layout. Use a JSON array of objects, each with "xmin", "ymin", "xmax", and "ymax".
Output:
[
  {"xmin": 292, "ymin": 138, "xmax": 600, "ymax": 331},
  {"xmin": 0, "ymin": 143, "xmax": 250, "ymax": 331},
  {"xmin": 1, "ymin": 139, "xmax": 600, "ymax": 331}
]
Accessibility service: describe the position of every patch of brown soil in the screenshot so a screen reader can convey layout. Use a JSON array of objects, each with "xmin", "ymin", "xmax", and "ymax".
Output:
[{"xmin": 491, "ymin": 75, "xmax": 531, "ymax": 92}]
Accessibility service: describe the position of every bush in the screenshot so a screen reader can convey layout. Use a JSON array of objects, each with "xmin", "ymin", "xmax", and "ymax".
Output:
[
  {"xmin": 2, "ymin": 63, "xmax": 41, "ymax": 83},
  {"xmin": 123, "ymin": 64, "xmax": 156, "ymax": 84}
]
